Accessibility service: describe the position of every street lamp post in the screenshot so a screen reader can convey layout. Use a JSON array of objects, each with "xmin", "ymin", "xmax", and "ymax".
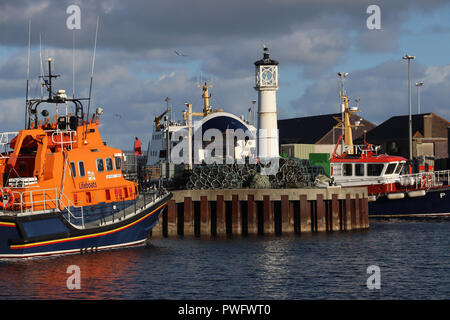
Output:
[
  {"xmin": 403, "ymin": 54, "xmax": 415, "ymax": 162},
  {"xmin": 415, "ymin": 81, "xmax": 424, "ymax": 114}
]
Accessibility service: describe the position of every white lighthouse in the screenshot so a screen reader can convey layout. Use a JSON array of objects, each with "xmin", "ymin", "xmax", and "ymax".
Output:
[{"xmin": 254, "ymin": 47, "xmax": 279, "ymax": 159}]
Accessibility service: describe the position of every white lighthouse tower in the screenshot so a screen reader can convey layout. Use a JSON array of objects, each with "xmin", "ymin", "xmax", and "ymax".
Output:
[{"xmin": 254, "ymin": 46, "xmax": 279, "ymax": 159}]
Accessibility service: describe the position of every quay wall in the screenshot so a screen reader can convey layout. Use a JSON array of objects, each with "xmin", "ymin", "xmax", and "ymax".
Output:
[{"xmin": 150, "ymin": 187, "xmax": 369, "ymax": 237}]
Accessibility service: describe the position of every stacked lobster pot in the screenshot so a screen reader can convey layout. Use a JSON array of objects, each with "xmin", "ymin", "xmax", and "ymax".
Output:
[{"xmin": 183, "ymin": 158, "xmax": 325, "ymax": 190}]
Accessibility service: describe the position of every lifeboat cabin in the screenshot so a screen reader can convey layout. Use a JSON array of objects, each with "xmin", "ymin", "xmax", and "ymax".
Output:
[{"xmin": 0, "ymin": 112, "xmax": 138, "ymax": 226}]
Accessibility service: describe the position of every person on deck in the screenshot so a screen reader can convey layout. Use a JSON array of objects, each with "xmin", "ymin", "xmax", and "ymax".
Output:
[{"xmin": 134, "ymin": 137, "xmax": 142, "ymax": 156}]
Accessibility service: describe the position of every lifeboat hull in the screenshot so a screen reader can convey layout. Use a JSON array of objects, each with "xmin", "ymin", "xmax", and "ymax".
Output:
[{"xmin": 0, "ymin": 193, "xmax": 171, "ymax": 259}]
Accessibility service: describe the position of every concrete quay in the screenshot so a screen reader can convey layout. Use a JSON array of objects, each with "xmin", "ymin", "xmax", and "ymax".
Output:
[{"xmin": 150, "ymin": 187, "xmax": 369, "ymax": 237}]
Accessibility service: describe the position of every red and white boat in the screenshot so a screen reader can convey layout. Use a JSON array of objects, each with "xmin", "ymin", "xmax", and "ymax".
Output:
[{"xmin": 328, "ymin": 76, "xmax": 450, "ymax": 217}]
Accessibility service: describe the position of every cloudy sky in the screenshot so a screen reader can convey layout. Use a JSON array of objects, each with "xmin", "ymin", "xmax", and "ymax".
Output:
[{"xmin": 1, "ymin": 0, "xmax": 450, "ymax": 150}]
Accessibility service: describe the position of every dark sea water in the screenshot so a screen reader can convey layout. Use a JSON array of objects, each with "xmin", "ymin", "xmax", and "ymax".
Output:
[{"xmin": 0, "ymin": 219, "xmax": 449, "ymax": 300}]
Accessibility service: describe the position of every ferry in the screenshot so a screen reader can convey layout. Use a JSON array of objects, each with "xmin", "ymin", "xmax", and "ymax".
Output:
[
  {"xmin": 147, "ymin": 82, "xmax": 257, "ymax": 174},
  {"xmin": 0, "ymin": 58, "xmax": 171, "ymax": 258},
  {"xmin": 328, "ymin": 75, "xmax": 450, "ymax": 217}
]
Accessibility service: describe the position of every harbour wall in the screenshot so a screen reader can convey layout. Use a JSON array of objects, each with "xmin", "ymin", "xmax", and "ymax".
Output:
[{"xmin": 150, "ymin": 187, "xmax": 369, "ymax": 237}]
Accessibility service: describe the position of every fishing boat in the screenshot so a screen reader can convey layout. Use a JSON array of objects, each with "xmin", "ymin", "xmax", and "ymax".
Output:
[
  {"xmin": 0, "ymin": 58, "xmax": 171, "ymax": 259},
  {"xmin": 328, "ymin": 74, "xmax": 450, "ymax": 217}
]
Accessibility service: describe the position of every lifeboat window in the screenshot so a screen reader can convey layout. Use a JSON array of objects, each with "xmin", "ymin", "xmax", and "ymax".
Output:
[
  {"xmin": 385, "ymin": 163, "xmax": 397, "ymax": 175},
  {"xmin": 367, "ymin": 164, "xmax": 384, "ymax": 176},
  {"xmin": 355, "ymin": 163, "xmax": 365, "ymax": 176},
  {"xmin": 114, "ymin": 156, "xmax": 122, "ymax": 170},
  {"xmin": 105, "ymin": 157, "xmax": 113, "ymax": 171},
  {"xmin": 124, "ymin": 187, "xmax": 129, "ymax": 198},
  {"xmin": 78, "ymin": 161, "xmax": 86, "ymax": 177},
  {"xmin": 96, "ymin": 158, "xmax": 104, "ymax": 172},
  {"xmin": 105, "ymin": 189, "xmax": 111, "ymax": 201},
  {"xmin": 86, "ymin": 192, "xmax": 92, "ymax": 203},
  {"xmin": 70, "ymin": 162, "xmax": 77, "ymax": 178},
  {"xmin": 343, "ymin": 164, "xmax": 353, "ymax": 176}
]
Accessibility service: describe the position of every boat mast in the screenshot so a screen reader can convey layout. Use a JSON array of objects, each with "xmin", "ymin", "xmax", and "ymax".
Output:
[{"xmin": 25, "ymin": 19, "xmax": 31, "ymax": 129}]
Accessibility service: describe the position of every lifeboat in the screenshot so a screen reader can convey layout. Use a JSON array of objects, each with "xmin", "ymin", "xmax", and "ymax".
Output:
[{"xmin": 0, "ymin": 58, "xmax": 171, "ymax": 259}]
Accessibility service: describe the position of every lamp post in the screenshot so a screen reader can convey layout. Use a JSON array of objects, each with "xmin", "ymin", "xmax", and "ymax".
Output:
[
  {"xmin": 402, "ymin": 54, "xmax": 415, "ymax": 162},
  {"xmin": 415, "ymin": 81, "xmax": 424, "ymax": 114}
]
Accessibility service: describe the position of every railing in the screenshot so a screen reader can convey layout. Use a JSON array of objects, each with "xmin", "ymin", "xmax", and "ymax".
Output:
[
  {"xmin": 0, "ymin": 131, "xmax": 19, "ymax": 155},
  {"xmin": 399, "ymin": 169, "xmax": 450, "ymax": 190},
  {"xmin": 343, "ymin": 144, "xmax": 381, "ymax": 155},
  {"xmin": 99, "ymin": 187, "xmax": 168, "ymax": 227},
  {"xmin": 4, "ymin": 185, "xmax": 169, "ymax": 229},
  {"xmin": 50, "ymin": 130, "xmax": 77, "ymax": 149},
  {"xmin": 9, "ymin": 188, "xmax": 85, "ymax": 228}
]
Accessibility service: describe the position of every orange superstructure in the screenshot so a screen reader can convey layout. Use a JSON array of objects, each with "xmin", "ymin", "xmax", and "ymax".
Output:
[
  {"xmin": 0, "ymin": 117, "xmax": 137, "ymax": 213},
  {"xmin": 0, "ymin": 59, "xmax": 137, "ymax": 214}
]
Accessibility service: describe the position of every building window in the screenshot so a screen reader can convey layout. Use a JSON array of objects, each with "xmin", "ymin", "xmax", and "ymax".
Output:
[
  {"xmin": 343, "ymin": 164, "xmax": 353, "ymax": 176},
  {"xmin": 367, "ymin": 164, "xmax": 384, "ymax": 176},
  {"xmin": 78, "ymin": 161, "xmax": 85, "ymax": 177},
  {"xmin": 355, "ymin": 163, "xmax": 365, "ymax": 176},
  {"xmin": 105, "ymin": 157, "xmax": 113, "ymax": 171},
  {"xmin": 96, "ymin": 158, "xmax": 104, "ymax": 172}
]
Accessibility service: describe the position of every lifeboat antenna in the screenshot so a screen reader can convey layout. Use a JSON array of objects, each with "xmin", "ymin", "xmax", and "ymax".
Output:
[
  {"xmin": 86, "ymin": 16, "xmax": 99, "ymax": 122},
  {"xmin": 24, "ymin": 19, "xmax": 31, "ymax": 128},
  {"xmin": 84, "ymin": 16, "xmax": 99, "ymax": 142}
]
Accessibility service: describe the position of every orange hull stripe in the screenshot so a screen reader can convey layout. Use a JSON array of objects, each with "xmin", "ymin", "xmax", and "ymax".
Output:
[{"xmin": 10, "ymin": 201, "xmax": 167, "ymax": 250}]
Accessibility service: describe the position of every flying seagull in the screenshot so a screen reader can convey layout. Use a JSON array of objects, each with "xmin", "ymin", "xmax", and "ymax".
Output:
[{"xmin": 174, "ymin": 50, "xmax": 188, "ymax": 57}]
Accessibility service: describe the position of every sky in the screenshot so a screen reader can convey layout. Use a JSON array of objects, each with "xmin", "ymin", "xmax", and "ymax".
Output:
[{"xmin": 1, "ymin": 0, "xmax": 450, "ymax": 150}]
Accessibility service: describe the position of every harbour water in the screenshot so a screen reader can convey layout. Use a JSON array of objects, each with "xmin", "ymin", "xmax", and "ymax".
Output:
[{"xmin": 0, "ymin": 219, "xmax": 448, "ymax": 300}]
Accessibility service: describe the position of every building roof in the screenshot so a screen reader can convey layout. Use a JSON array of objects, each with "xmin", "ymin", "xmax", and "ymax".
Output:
[
  {"xmin": 278, "ymin": 113, "xmax": 375, "ymax": 145},
  {"xmin": 362, "ymin": 112, "xmax": 449, "ymax": 143}
]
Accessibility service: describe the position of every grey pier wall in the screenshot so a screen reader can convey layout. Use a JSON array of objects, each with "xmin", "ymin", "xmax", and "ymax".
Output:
[{"xmin": 151, "ymin": 187, "xmax": 369, "ymax": 237}]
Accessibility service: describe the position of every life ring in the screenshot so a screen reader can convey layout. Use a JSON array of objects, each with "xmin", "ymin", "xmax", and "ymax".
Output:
[{"xmin": 0, "ymin": 188, "xmax": 15, "ymax": 209}]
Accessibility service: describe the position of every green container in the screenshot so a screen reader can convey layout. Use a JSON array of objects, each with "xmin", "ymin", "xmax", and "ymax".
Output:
[{"xmin": 309, "ymin": 153, "xmax": 331, "ymax": 177}]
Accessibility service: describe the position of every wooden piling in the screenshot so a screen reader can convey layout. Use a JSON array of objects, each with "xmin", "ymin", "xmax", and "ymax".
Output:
[
  {"xmin": 247, "ymin": 194, "xmax": 258, "ymax": 235},
  {"xmin": 331, "ymin": 194, "xmax": 340, "ymax": 231},
  {"xmin": 315, "ymin": 194, "xmax": 326, "ymax": 232},
  {"xmin": 155, "ymin": 188, "xmax": 369, "ymax": 238},
  {"xmin": 216, "ymin": 195, "xmax": 226, "ymax": 236},
  {"xmin": 354, "ymin": 194, "xmax": 361, "ymax": 229},
  {"xmin": 200, "ymin": 196, "xmax": 210, "ymax": 236},
  {"xmin": 263, "ymin": 195, "xmax": 273, "ymax": 235},
  {"xmin": 232, "ymin": 194, "xmax": 241, "ymax": 235},
  {"xmin": 299, "ymin": 194, "xmax": 311, "ymax": 233},
  {"xmin": 345, "ymin": 194, "xmax": 352, "ymax": 231},
  {"xmin": 184, "ymin": 197, "xmax": 194, "ymax": 236},
  {"xmin": 281, "ymin": 195, "xmax": 293, "ymax": 234},
  {"xmin": 167, "ymin": 200, "xmax": 177, "ymax": 237}
]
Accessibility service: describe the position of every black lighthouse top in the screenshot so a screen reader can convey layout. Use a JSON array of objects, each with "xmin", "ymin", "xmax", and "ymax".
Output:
[{"xmin": 254, "ymin": 47, "xmax": 279, "ymax": 66}]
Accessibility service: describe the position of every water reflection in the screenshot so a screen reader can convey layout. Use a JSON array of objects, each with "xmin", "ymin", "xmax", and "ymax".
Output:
[
  {"xmin": 0, "ymin": 220, "xmax": 449, "ymax": 299},
  {"xmin": 0, "ymin": 246, "xmax": 151, "ymax": 299}
]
